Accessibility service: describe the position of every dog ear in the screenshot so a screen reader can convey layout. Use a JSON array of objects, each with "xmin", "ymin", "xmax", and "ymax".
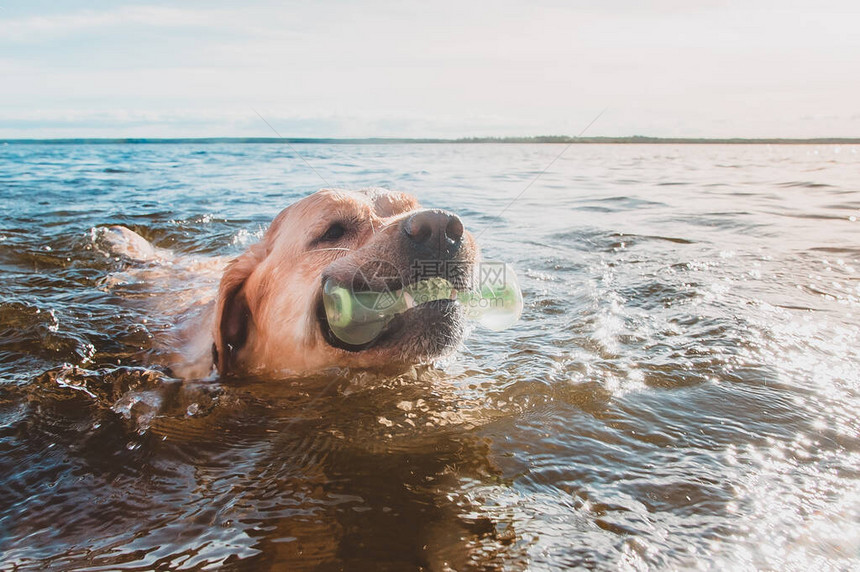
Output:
[
  {"xmin": 360, "ymin": 188, "xmax": 420, "ymax": 217},
  {"xmin": 214, "ymin": 243, "xmax": 265, "ymax": 375}
]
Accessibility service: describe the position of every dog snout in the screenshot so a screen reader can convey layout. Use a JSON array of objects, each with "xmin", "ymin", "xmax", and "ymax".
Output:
[{"xmin": 401, "ymin": 209, "xmax": 464, "ymax": 260}]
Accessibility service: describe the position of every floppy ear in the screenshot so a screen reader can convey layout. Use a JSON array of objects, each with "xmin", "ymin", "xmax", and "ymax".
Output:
[{"xmin": 213, "ymin": 243, "xmax": 265, "ymax": 375}]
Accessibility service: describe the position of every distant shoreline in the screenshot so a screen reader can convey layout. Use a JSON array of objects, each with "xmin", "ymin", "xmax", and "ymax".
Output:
[{"xmin": 2, "ymin": 136, "xmax": 859, "ymax": 145}]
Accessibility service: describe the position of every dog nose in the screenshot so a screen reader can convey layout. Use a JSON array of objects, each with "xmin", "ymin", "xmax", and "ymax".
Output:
[
  {"xmin": 403, "ymin": 209, "xmax": 464, "ymax": 244},
  {"xmin": 402, "ymin": 209, "xmax": 464, "ymax": 258}
]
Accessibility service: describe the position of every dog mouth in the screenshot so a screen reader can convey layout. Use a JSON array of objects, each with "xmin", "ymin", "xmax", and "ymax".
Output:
[
  {"xmin": 317, "ymin": 298, "xmax": 458, "ymax": 353},
  {"xmin": 317, "ymin": 295, "xmax": 382, "ymax": 352},
  {"xmin": 316, "ymin": 278, "xmax": 463, "ymax": 353}
]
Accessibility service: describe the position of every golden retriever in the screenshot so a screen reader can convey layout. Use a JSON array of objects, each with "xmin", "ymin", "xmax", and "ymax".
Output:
[{"xmin": 105, "ymin": 188, "xmax": 480, "ymax": 378}]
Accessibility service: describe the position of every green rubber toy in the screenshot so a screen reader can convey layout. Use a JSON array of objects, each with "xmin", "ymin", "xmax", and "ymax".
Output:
[{"xmin": 322, "ymin": 262, "xmax": 523, "ymax": 345}]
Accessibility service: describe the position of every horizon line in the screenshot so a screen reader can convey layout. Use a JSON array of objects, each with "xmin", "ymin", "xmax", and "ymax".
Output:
[{"xmin": 2, "ymin": 135, "xmax": 860, "ymax": 145}]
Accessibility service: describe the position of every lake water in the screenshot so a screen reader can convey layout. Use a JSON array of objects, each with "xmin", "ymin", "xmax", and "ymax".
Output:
[{"xmin": 1, "ymin": 142, "xmax": 858, "ymax": 570}]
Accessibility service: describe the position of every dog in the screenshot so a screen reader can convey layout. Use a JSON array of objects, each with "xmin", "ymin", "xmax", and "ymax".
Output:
[{"xmin": 105, "ymin": 188, "xmax": 480, "ymax": 379}]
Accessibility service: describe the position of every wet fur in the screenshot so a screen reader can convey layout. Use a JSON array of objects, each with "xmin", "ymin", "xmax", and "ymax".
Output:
[{"xmin": 105, "ymin": 188, "xmax": 479, "ymax": 379}]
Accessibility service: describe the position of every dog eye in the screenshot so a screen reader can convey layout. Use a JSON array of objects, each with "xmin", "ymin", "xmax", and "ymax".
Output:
[{"xmin": 320, "ymin": 222, "xmax": 346, "ymax": 242}]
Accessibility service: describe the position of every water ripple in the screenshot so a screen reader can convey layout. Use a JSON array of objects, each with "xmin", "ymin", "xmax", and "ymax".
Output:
[{"xmin": 1, "ymin": 143, "xmax": 859, "ymax": 569}]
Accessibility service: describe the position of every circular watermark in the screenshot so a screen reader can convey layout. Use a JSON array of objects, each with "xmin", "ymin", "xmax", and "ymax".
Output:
[{"xmin": 350, "ymin": 259, "xmax": 405, "ymax": 312}]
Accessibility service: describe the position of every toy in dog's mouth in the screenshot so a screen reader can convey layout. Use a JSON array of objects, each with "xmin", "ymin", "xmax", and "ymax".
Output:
[{"xmin": 317, "ymin": 262, "xmax": 523, "ymax": 352}]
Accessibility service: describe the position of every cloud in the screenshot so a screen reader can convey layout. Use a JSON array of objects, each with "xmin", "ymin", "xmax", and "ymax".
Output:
[
  {"xmin": 0, "ymin": 107, "xmax": 555, "ymax": 139},
  {"xmin": 0, "ymin": 5, "xmax": 238, "ymax": 42},
  {"xmin": 1, "ymin": 1, "xmax": 858, "ymax": 138}
]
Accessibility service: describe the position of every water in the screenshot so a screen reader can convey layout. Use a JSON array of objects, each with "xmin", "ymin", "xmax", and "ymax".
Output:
[{"xmin": 1, "ymin": 142, "xmax": 858, "ymax": 570}]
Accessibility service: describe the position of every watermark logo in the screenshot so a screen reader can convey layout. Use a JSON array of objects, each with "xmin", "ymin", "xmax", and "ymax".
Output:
[
  {"xmin": 350, "ymin": 259, "xmax": 404, "ymax": 312},
  {"xmin": 348, "ymin": 259, "xmax": 509, "ymax": 311},
  {"xmin": 477, "ymin": 261, "xmax": 506, "ymax": 290}
]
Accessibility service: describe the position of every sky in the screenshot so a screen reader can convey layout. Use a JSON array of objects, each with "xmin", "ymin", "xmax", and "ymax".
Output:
[{"xmin": 0, "ymin": 0, "xmax": 858, "ymax": 139}]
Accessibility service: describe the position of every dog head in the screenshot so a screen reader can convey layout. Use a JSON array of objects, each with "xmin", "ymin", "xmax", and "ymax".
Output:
[{"xmin": 213, "ymin": 188, "xmax": 480, "ymax": 376}]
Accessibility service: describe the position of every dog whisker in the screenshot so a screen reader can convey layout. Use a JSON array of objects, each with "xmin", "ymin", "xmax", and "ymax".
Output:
[
  {"xmin": 305, "ymin": 247, "xmax": 353, "ymax": 254},
  {"xmin": 201, "ymin": 188, "xmax": 472, "ymax": 376}
]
